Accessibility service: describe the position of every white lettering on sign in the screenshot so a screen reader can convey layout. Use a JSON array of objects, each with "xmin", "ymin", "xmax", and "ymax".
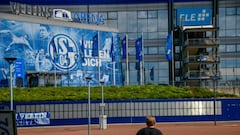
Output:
[{"xmin": 177, "ymin": 8, "xmax": 211, "ymax": 26}]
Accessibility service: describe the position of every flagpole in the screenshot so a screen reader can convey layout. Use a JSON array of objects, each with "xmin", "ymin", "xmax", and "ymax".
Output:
[
  {"xmin": 113, "ymin": 61, "xmax": 116, "ymax": 86},
  {"xmin": 113, "ymin": 36, "xmax": 116, "ymax": 86},
  {"xmin": 171, "ymin": 30, "xmax": 174, "ymax": 86},
  {"xmin": 126, "ymin": 34, "xmax": 129, "ymax": 86},
  {"xmin": 98, "ymin": 31, "xmax": 100, "ymax": 86},
  {"xmin": 141, "ymin": 32, "xmax": 144, "ymax": 86}
]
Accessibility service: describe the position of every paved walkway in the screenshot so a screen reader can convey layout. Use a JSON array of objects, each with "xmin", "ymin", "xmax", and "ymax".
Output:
[{"xmin": 18, "ymin": 122, "xmax": 240, "ymax": 135}]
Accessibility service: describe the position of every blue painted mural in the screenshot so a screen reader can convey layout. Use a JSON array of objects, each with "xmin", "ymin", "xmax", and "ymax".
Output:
[{"xmin": 0, "ymin": 19, "xmax": 122, "ymax": 87}]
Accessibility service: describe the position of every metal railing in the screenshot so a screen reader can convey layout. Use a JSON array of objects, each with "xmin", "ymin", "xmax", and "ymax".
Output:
[
  {"xmin": 185, "ymin": 70, "xmax": 220, "ymax": 80},
  {"xmin": 184, "ymin": 38, "xmax": 220, "ymax": 46},
  {"xmin": 184, "ymin": 55, "xmax": 220, "ymax": 63}
]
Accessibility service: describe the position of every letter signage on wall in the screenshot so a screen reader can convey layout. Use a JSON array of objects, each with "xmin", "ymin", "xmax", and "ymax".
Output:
[
  {"xmin": 10, "ymin": 2, "xmax": 105, "ymax": 25},
  {"xmin": 176, "ymin": 8, "xmax": 212, "ymax": 26},
  {"xmin": 16, "ymin": 112, "xmax": 50, "ymax": 126}
]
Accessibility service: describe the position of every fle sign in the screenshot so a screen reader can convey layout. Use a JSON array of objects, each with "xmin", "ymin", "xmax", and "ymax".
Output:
[{"xmin": 176, "ymin": 8, "xmax": 212, "ymax": 26}]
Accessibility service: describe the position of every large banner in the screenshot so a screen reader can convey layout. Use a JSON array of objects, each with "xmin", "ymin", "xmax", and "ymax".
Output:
[{"xmin": 0, "ymin": 19, "xmax": 122, "ymax": 87}]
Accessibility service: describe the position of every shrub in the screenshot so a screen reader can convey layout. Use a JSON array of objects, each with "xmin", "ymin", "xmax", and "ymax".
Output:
[{"xmin": 0, "ymin": 85, "xmax": 237, "ymax": 102}]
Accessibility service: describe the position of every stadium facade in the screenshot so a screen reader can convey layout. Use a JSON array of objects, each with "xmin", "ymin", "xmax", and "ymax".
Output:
[{"xmin": 0, "ymin": 0, "xmax": 239, "ymax": 89}]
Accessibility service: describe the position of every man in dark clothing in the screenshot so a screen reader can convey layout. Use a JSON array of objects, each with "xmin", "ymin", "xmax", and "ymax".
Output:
[{"xmin": 136, "ymin": 115, "xmax": 163, "ymax": 135}]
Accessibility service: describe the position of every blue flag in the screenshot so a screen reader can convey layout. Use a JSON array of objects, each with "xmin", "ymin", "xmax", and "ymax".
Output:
[
  {"xmin": 92, "ymin": 33, "xmax": 98, "ymax": 57},
  {"xmin": 150, "ymin": 67, "xmax": 154, "ymax": 81},
  {"xmin": 122, "ymin": 36, "xmax": 127, "ymax": 59},
  {"xmin": 166, "ymin": 32, "xmax": 173, "ymax": 61},
  {"xmin": 81, "ymin": 35, "xmax": 84, "ymax": 55},
  {"xmin": 135, "ymin": 36, "xmax": 142, "ymax": 61},
  {"xmin": 110, "ymin": 36, "xmax": 115, "ymax": 61}
]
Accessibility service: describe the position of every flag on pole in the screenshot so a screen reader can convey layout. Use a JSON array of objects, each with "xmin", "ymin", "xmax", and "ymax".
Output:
[
  {"xmin": 81, "ymin": 35, "xmax": 84, "ymax": 55},
  {"xmin": 92, "ymin": 33, "xmax": 98, "ymax": 57},
  {"xmin": 122, "ymin": 36, "xmax": 127, "ymax": 59},
  {"xmin": 166, "ymin": 32, "xmax": 173, "ymax": 61},
  {"xmin": 110, "ymin": 36, "xmax": 115, "ymax": 61},
  {"xmin": 150, "ymin": 67, "xmax": 154, "ymax": 81},
  {"xmin": 135, "ymin": 36, "xmax": 143, "ymax": 61}
]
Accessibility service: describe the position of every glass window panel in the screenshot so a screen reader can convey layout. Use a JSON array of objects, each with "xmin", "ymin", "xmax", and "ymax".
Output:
[
  {"xmin": 226, "ymin": 16, "xmax": 236, "ymax": 29},
  {"xmin": 226, "ymin": 8, "xmax": 236, "ymax": 16},
  {"xmin": 159, "ymin": 62, "xmax": 168, "ymax": 70},
  {"xmin": 108, "ymin": 20, "xmax": 118, "ymax": 29},
  {"xmin": 144, "ymin": 47, "xmax": 148, "ymax": 54},
  {"xmin": 127, "ymin": 11, "xmax": 137, "ymax": 32},
  {"xmin": 158, "ymin": 10, "xmax": 168, "ymax": 31},
  {"xmin": 237, "ymin": 44, "xmax": 240, "ymax": 52},
  {"xmin": 138, "ymin": 11, "xmax": 147, "ymax": 19},
  {"xmin": 175, "ymin": 61, "xmax": 180, "ymax": 68},
  {"xmin": 226, "ymin": 29, "xmax": 236, "ymax": 36},
  {"xmin": 128, "ymin": 33, "xmax": 138, "ymax": 39},
  {"xmin": 141, "ymin": 32, "xmax": 147, "ymax": 39},
  {"xmin": 138, "ymin": 19, "xmax": 148, "ymax": 32},
  {"xmin": 226, "ymin": 45, "xmax": 235, "ymax": 52},
  {"xmin": 148, "ymin": 10, "xmax": 158, "ymax": 18},
  {"xmin": 149, "ymin": 47, "xmax": 158, "ymax": 54},
  {"xmin": 237, "ymin": 60, "xmax": 240, "ymax": 68},
  {"xmin": 108, "ymin": 12, "xmax": 117, "ymax": 19},
  {"xmin": 175, "ymin": 46, "xmax": 180, "ymax": 53},
  {"xmin": 99, "ymin": 12, "xmax": 107, "ymax": 20},
  {"xmin": 159, "ymin": 46, "xmax": 165, "ymax": 54},
  {"xmin": 148, "ymin": 32, "xmax": 158, "ymax": 39},
  {"xmin": 237, "ymin": 30, "xmax": 240, "ymax": 36},
  {"xmin": 159, "ymin": 78, "xmax": 168, "ymax": 84},
  {"xmin": 159, "ymin": 31, "xmax": 168, "ymax": 38},
  {"xmin": 219, "ymin": 45, "xmax": 226, "ymax": 52},
  {"xmin": 219, "ymin": 16, "xmax": 226, "ymax": 30},
  {"xmin": 219, "ymin": 29, "xmax": 226, "ymax": 37},
  {"xmin": 227, "ymin": 75, "xmax": 235, "ymax": 80},
  {"xmin": 219, "ymin": 8, "xmax": 226, "ymax": 17},
  {"xmin": 220, "ymin": 75, "xmax": 227, "ymax": 81},
  {"xmin": 118, "ymin": 12, "xmax": 127, "ymax": 32},
  {"xmin": 237, "ymin": 16, "xmax": 240, "ymax": 29},
  {"xmin": 219, "ymin": 8, "xmax": 225, "ymax": 28},
  {"xmin": 238, "ymin": 7, "xmax": 240, "ymax": 15},
  {"xmin": 148, "ymin": 18, "xmax": 158, "ymax": 32},
  {"xmin": 128, "ymin": 47, "xmax": 135, "ymax": 56},
  {"xmin": 226, "ymin": 60, "xmax": 235, "ymax": 68},
  {"xmin": 220, "ymin": 60, "xmax": 226, "ymax": 68},
  {"xmin": 159, "ymin": 69, "xmax": 168, "ymax": 76}
]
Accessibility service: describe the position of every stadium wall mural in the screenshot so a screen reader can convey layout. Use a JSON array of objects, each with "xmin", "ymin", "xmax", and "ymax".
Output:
[{"xmin": 0, "ymin": 19, "xmax": 122, "ymax": 87}]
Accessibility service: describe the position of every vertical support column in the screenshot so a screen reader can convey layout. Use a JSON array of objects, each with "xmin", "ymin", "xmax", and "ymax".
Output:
[
  {"xmin": 168, "ymin": 0, "xmax": 174, "ymax": 85},
  {"xmin": 212, "ymin": 0, "xmax": 220, "ymax": 84}
]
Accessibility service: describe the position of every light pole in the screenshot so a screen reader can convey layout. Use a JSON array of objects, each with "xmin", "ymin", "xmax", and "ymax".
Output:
[
  {"xmin": 100, "ymin": 81, "xmax": 105, "ymax": 115},
  {"xmin": 4, "ymin": 57, "xmax": 17, "ymax": 111},
  {"xmin": 211, "ymin": 75, "xmax": 220, "ymax": 126},
  {"xmin": 99, "ymin": 81, "xmax": 106, "ymax": 129},
  {"xmin": 85, "ymin": 76, "xmax": 92, "ymax": 135}
]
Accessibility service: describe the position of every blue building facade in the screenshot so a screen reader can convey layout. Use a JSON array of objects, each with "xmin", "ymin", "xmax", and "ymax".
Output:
[{"xmin": 0, "ymin": 0, "xmax": 239, "ymax": 90}]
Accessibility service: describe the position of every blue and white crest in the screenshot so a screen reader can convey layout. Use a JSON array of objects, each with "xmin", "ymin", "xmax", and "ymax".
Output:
[
  {"xmin": 53, "ymin": 9, "xmax": 72, "ymax": 21},
  {"xmin": 48, "ymin": 34, "xmax": 79, "ymax": 71}
]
